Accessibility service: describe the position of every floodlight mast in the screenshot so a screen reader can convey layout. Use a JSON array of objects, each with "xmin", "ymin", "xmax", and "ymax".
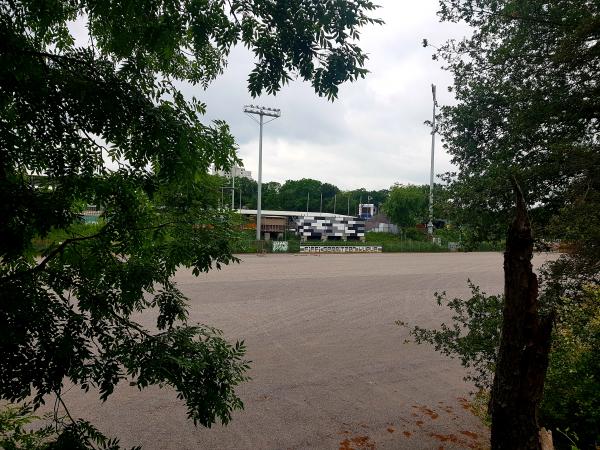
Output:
[
  {"xmin": 243, "ymin": 105, "xmax": 281, "ymax": 241},
  {"xmin": 229, "ymin": 166, "xmax": 235, "ymax": 210},
  {"xmin": 428, "ymin": 84, "xmax": 437, "ymax": 236}
]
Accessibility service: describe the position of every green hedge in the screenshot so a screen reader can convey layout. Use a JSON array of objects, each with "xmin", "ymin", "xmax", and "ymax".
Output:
[{"xmin": 229, "ymin": 231, "xmax": 503, "ymax": 254}]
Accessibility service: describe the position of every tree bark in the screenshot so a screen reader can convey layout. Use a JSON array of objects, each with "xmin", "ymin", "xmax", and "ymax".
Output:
[{"xmin": 490, "ymin": 184, "xmax": 554, "ymax": 450}]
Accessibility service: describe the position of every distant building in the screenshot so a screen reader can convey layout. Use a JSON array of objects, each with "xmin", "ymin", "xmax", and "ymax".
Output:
[
  {"xmin": 364, "ymin": 213, "xmax": 399, "ymax": 234},
  {"xmin": 213, "ymin": 165, "xmax": 253, "ymax": 180},
  {"xmin": 358, "ymin": 203, "xmax": 376, "ymax": 219},
  {"xmin": 236, "ymin": 209, "xmax": 364, "ymax": 242}
]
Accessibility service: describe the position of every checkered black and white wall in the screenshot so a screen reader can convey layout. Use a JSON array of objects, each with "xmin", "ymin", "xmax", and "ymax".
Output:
[{"xmin": 296, "ymin": 216, "xmax": 365, "ymax": 241}]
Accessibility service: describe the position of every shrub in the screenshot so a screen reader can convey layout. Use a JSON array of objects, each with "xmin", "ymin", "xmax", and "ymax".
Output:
[{"xmin": 400, "ymin": 283, "xmax": 600, "ymax": 449}]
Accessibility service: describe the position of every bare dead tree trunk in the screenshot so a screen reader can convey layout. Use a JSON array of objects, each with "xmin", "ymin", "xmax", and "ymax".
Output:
[{"xmin": 490, "ymin": 184, "xmax": 554, "ymax": 450}]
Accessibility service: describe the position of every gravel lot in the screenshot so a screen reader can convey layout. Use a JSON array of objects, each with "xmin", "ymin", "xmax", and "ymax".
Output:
[{"xmin": 60, "ymin": 252, "xmax": 553, "ymax": 449}]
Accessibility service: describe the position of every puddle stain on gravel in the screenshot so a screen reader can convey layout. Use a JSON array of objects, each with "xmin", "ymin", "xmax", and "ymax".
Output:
[
  {"xmin": 430, "ymin": 433, "xmax": 459, "ymax": 443},
  {"xmin": 458, "ymin": 397, "xmax": 476, "ymax": 414},
  {"xmin": 412, "ymin": 405, "xmax": 439, "ymax": 419},
  {"xmin": 429, "ymin": 432, "xmax": 483, "ymax": 449},
  {"xmin": 338, "ymin": 435, "xmax": 376, "ymax": 450},
  {"xmin": 335, "ymin": 399, "xmax": 484, "ymax": 450},
  {"xmin": 460, "ymin": 430, "xmax": 479, "ymax": 440},
  {"xmin": 406, "ymin": 401, "xmax": 486, "ymax": 449}
]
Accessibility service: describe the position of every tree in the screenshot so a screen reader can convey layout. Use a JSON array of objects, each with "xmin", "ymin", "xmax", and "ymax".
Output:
[
  {"xmin": 382, "ymin": 184, "xmax": 428, "ymax": 228},
  {"xmin": 435, "ymin": 0, "xmax": 599, "ymax": 248},
  {"xmin": 421, "ymin": 0, "xmax": 599, "ymax": 448},
  {"xmin": 261, "ymin": 181, "xmax": 282, "ymax": 210},
  {"xmin": 279, "ymin": 178, "xmax": 323, "ymax": 211},
  {"xmin": 236, "ymin": 176, "xmax": 258, "ymax": 209},
  {"xmin": 404, "ymin": 268, "xmax": 600, "ymax": 449},
  {"xmin": 490, "ymin": 187, "xmax": 553, "ymax": 450},
  {"xmin": 0, "ymin": 0, "xmax": 382, "ymax": 446}
]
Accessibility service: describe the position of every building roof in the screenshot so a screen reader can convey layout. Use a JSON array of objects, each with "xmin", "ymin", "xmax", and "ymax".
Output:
[{"xmin": 237, "ymin": 209, "xmax": 355, "ymax": 219}]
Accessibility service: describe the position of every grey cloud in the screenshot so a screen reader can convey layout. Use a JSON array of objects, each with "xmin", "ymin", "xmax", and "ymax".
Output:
[
  {"xmin": 71, "ymin": 1, "xmax": 470, "ymax": 190},
  {"xmin": 187, "ymin": 1, "xmax": 469, "ymax": 190}
]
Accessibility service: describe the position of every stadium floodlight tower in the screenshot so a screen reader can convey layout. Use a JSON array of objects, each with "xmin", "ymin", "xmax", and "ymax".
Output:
[
  {"xmin": 243, "ymin": 104, "xmax": 281, "ymax": 241},
  {"xmin": 427, "ymin": 84, "xmax": 438, "ymax": 237}
]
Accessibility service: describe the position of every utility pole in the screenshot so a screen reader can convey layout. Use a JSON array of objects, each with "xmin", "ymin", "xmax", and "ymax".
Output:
[
  {"xmin": 243, "ymin": 105, "xmax": 281, "ymax": 240},
  {"xmin": 320, "ymin": 192, "xmax": 323, "ymax": 213},
  {"xmin": 359, "ymin": 195, "xmax": 362, "ymax": 217},
  {"xmin": 333, "ymin": 194, "xmax": 337, "ymax": 214},
  {"xmin": 231, "ymin": 167, "xmax": 235, "ymax": 210},
  {"xmin": 347, "ymin": 196, "xmax": 350, "ymax": 216},
  {"xmin": 428, "ymin": 84, "xmax": 437, "ymax": 236},
  {"xmin": 306, "ymin": 192, "xmax": 310, "ymax": 213}
]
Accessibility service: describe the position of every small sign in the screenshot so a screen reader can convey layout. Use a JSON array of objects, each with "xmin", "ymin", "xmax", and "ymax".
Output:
[
  {"xmin": 300, "ymin": 245, "xmax": 382, "ymax": 253},
  {"xmin": 272, "ymin": 241, "xmax": 289, "ymax": 253},
  {"xmin": 448, "ymin": 242, "xmax": 460, "ymax": 251}
]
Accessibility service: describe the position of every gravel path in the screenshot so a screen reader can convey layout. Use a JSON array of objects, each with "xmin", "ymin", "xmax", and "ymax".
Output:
[{"xmin": 60, "ymin": 252, "xmax": 553, "ymax": 449}]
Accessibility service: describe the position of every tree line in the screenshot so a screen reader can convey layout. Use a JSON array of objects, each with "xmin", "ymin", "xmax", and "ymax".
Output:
[
  {"xmin": 221, "ymin": 176, "xmax": 390, "ymax": 215},
  {"xmin": 221, "ymin": 176, "xmax": 443, "ymax": 231}
]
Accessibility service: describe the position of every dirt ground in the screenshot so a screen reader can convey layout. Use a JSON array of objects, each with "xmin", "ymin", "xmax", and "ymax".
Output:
[{"xmin": 58, "ymin": 252, "xmax": 553, "ymax": 449}]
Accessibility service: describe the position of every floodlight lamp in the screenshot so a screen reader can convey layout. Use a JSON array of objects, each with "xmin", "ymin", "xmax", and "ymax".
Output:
[{"xmin": 243, "ymin": 104, "xmax": 281, "ymax": 118}]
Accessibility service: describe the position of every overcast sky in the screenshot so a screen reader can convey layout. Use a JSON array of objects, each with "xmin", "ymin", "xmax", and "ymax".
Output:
[
  {"xmin": 71, "ymin": 1, "xmax": 470, "ymax": 190},
  {"xmin": 184, "ymin": 1, "xmax": 470, "ymax": 191}
]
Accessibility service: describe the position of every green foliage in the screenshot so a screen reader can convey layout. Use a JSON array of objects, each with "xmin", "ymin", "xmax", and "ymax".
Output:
[
  {"xmin": 0, "ymin": 404, "xmax": 134, "ymax": 450},
  {"xmin": 0, "ymin": 404, "xmax": 55, "ymax": 450},
  {"xmin": 401, "ymin": 283, "xmax": 600, "ymax": 449},
  {"xmin": 1, "ymin": 0, "xmax": 381, "ymax": 446},
  {"xmin": 541, "ymin": 287, "xmax": 600, "ymax": 448},
  {"xmin": 286, "ymin": 237, "xmax": 301, "ymax": 253},
  {"xmin": 399, "ymin": 282, "xmax": 502, "ymax": 391},
  {"xmin": 49, "ymin": 419, "xmax": 141, "ymax": 450},
  {"xmin": 279, "ymin": 178, "xmax": 330, "ymax": 211},
  {"xmin": 433, "ymin": 0, "xmax": 599, "ymax": 247},
  {"xmin": 232, "ymin": 176, "xmax": 258, "ymax": 209},
  {"xmin": 382, "ymin": 184, "xmax": 428, "ymax": 228},
  {"xmin": 30, "ymin": 222, "xmax": 104, "ymax": 256},
  {"xmin": 261, "ymin": 182, "xmax": 283, "ymax": 210},
  {"xmin": 402, "ymin": 227, "xmax": 428, "ymax": 242},
  {"xmin": 221, "ymin": 175, "xmax": 389, "ymax": 215},
  {"xmin": 431, "ymin": 225, "xmax": 461, "ymax": 244},
  {"xmin": 367, "ymin": 232, "xmax": 445, "ymax": 252},
  {"xmin": 426, "ymin": 1, "xmax": 599, "ymax": 446}
]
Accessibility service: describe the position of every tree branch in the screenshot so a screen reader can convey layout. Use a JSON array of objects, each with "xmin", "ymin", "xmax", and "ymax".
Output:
[
  {"xmin": 54, "ymin": 390, "xmax": 76, "ymax": 425},
  {"xmin": 37, "ymin": 230, "xmax": 109, "ymax": 272},
  {"xmin": 227, "ymin": 0, "xmax": 241, "ymax": 26},
  {"xmin": 0, "ymin": 228, "xmax": 109, "ymax": 284}
]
